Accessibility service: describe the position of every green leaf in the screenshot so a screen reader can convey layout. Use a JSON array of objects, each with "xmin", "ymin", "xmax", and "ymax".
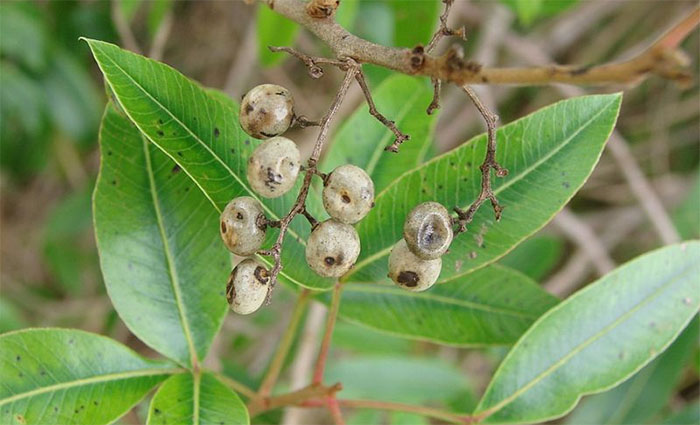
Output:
[
  {"xmin": 337, "ymin": 265, "xmax": 558, "ymax": 345},
  {"xmin": 474, "ymin": 242, "xmax": 700, "ymax": 424},
  {"xmin": 326, "ymin": 356, "xmax": 471, "ymax": 403},
  {"xmin": 0, "ymin": 328, "xmax": 177, "ymax": 425},
  {"xmin": 335, "ymin": 0, "xmax": 359, "ymax": 30},
  {"xmin": 257, "ymin": 5, "xmax": 299, "ymax": 67},
  {"xmin": 84, "ymin": 38, "xmax": 332, "ymax": 290},
  {"xmin": 389, "ymin": 0, "xmax": 440, "ymax": 47},
  {"xmin": 662, "ymin": 402, "xmax": 700, "ymax": 425},
  {"xmin": 566, "ymin": 316, "xmax": 699, "ymax": 424},
  {"xmin": 147, "ymin": 372, "xmax": 249, "ymax": 425},
  {"xmin": 323, "ymin": 75, "xmax": 437, "ymax": 192},
  {"xmin": 499, "ymin": 236, "xmax": 564, "ymax": 281},
  {"xmin": 673, "ymin": 173, "xmax": 699, "ymax": 240},
  {"xmin": 348, "ymin": 94, "xmax": 622, "ymax": 284},
  {"xmin": 147, "ymin": 0, "xmax": 173, "ymax": 37},
  {"xmin": 0, "ymin": 2, "xmax": 47, "ymax": 72},
  {"xmin": 94, "ymin": 105, "xmax": 228, "ymax": 367}
]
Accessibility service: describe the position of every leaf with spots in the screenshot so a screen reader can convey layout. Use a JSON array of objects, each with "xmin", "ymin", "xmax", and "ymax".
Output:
[
  {"xmin": 84, "ymin": 38, "xmax": 332, "ymax": 291},
  {"xmin": 474, "ymin": 242, "xmax": 700, "ymax": 424},
  {"xmin": 94, "ymin": 105, "xmax": 228, "ymax": 367},
  {"xmin": 147, "ymin": 372, "xmax": 249, "ymax": 425},
  {"xmin": 323, "ymin": 74, "xmax": 437, "ymax": 192},
  {"xmin": 346, "ymin": 94, "xmax": 622, "ymax": 285},
  {"xmin": 335, "ymin": 265, "xmax": 558, "ymax": 346},
  {"xmin": 0, "ymin": 328, "xmax": 178, "ymax": 425}
]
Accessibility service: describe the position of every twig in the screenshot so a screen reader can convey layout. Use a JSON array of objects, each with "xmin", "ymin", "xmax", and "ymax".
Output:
[
  {"xmin": 247, "ymin": 383, "xmax": 343, "ymax": 417},
  {"xmin": 426, "ymin": 0, "xmax": 466, "ymax": 53},
  {"xmin": 327, "ymin": 397, "xmax": 345, "ymax": 425},
  {"xmin": 427, "ymin": 77, "xmax": 442, "ymax": 115},
  {"xmin": 258, "ymin": 0, "xmax": 697, "ymax": 87},
  {"xmin": 215, "ymin": 372, "xmax": 258, "ymax": 399},
  {"xmin": 336, "ymin": 399, "xmax": 472, "ymax": 424},
  {"xmin": 269, "ymin": 45, "xmax": 345, "ymax": 79},
  {"xmin": 354, "ymin": 70, "xmax": 410, "ymax": 153},
  {"xmin": 453, "ymin": 86, "xmax": 508, "ymax": 233},
  {"xmin": 258, "ymin": 62, "xmax": 359, "ymax": 294},
  {"xmin": 255, "ymin": 290, "xmax": 311, "ymax": 398},
  {"xmin": 312, "ymin": 282, "xmax": 343, "ymax": 385}
]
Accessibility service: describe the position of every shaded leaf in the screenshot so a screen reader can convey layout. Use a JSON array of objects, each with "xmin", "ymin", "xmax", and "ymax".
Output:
[
  {"xmin": 323, "ymin": 75, "xmax": 437, "ymax": 192},
  {"xmin": 337, "ymin": 265, "xmax": 558, "ymax": 345},
  {"xmin": 474, "ymin": 242, "xmax": 700, "ymax": 424},
  {"xmin": 94, "ymin": 105, "xmax": 228, "ymax": 367},
  {"xmin": 147, "ymin": 372, "xmax": 249, "ymax": 425},
  {"xmin": 390, "ymin": 0, "xmax": 440, "ymax": 47},
  {"xmin": 84, "ymin": 39, "xmax": 331, "ymax": 290},
  {"xmin": 0, "ymin": 328, "xmax": 177, "ymax": 425},
  {"xmin": 499, "ymin": 235, "xmax": 564, "ymax": 281},
  {"xmin": 347, "ymin": 94, "xmax": 622, "ymax": 285},
  {"xmin": 326, "ymin": 356, "xmax": 471, "ymax": 404}
]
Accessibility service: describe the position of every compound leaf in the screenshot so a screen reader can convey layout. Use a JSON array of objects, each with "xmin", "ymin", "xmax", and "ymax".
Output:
[
  {"xmin": 474, "ymin": 242, "xmax": 700, "ymax": 424},
  {"xmin": 0, "ymin": 328, "xmax": 177, "ymax": 425}
]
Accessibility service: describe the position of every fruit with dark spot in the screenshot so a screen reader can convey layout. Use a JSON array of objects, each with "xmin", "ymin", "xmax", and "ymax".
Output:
[
  {"xmin": 306, "ymin": 219, "xmax": 360, "ymax": 277},
  {"xmin": 403, "ymin": 201, "xmax": 453, "ymax": 260},
  {"xmin": 247, "ymin": 136, "xmax": 300, "ymax": 198},
  {"xmin": 226, "ymin": 259, "xmax": 270, "ymax": 314},
  {"xmin": 388, "ymin": 239, "xmax": 441, "ymax": 292},
  {"xmin": 322, "ymin": 164, "xmax": 374, "ymax": 224},
  {"xmin": 239, "ymin": 84, "xmax": 294, "ymax": 139},
  {"xmin": 220, "ymin": 197, "xmax": 267, "ymax": 256}
]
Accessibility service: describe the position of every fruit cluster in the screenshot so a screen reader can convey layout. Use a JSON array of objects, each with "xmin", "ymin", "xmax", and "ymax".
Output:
[
  {"xmin": 222, "ymin": 83, "xmax": 457, "ymax": 314},
  {"xmin": 222, "ymin": 84, "xmax": 374, "ymax": 314}
]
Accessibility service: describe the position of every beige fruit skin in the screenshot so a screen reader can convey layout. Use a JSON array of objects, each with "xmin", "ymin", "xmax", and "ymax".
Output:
[
  {"xmin": 306, "ymin": 219, "xmax": 361, "ymax": 278},
  {"xmin": 247, "ymin": 136, "xmax": 301, "ymax": 198},
  {"xmin": 403, "ymin": 201, "xmax": 454, "ymax": 260},
  {"xmin": 220, "ymin": 197, "xmax": 266, "ymax": 256},
  {"xmin": 239, "ymin": 84, "xmax": 294, "ymax": 139},
  {"xmin": 388, "ymin": 239, "xmax": 442, "ymax": 292},
  {"xmin": 226, "ymin": 259, "xmax": 270, "ymax": 315},
  {"xmin": 322, "ymin": 164, "xmax": 375, "ymax": 224}
]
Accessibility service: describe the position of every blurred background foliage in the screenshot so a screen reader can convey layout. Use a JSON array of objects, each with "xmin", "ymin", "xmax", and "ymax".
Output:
[{"xmin": 0, "ymin": 1, "xmax": 698, "ymax": 424}]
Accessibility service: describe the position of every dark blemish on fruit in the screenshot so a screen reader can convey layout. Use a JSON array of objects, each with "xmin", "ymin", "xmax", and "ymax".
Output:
[
  {"xmin": 254, "ymin": 266, "xmax": 270, "ymax": 284},
  {"xmin": 260, "ymin": 131, "xmax": 276, "ymax": 138},
  {"xmin": 157, "ymin": 130, "xmax": 164, "ymax": 137},
  {"xmin": 226, "ymin": 274, "xmax": 236, "ymax": 304},
  {"xmin": 214, "ymin": 127, "xmax": 220, "ymax": 138},
  {"xmin": 245, "ymin": 103, "xmax": 254, "ymax": 114},
  {"xmin": 177, "ymin": 151, "xmax": 183, "ymax": 157},
  {"xmin": 397, "ymin": 271, "xmax": 419, "ymax": 287},
  {"xmin": 221, "ymin": 222, "xmax": 227, "ymax": 233},
  {"xmin": 171, "ymin": 165, "xmax": 181, "ymax": 174},
  {"xmin": 341, "ymin": 194, "xmax": 351, "ymax": 203},
  {"xmin": 236, "ymin": 212, "xmax": 243, "ymax": 220},
  {"xmin": 276, "ymin": 91, "xmax": 285, "ymax": 96},
  {"xmin": 371, "ymin": 202, "xmax": 375, "ymax": 208},
  {"xmin": 260, "ymin": 108, "xmax": 267, "ymax": 115},
  {"xmin": 325, "ymin": 257, "xmax": 336, "ymax": 266}
]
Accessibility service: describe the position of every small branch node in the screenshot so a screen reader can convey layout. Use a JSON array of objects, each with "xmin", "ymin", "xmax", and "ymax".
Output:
[
  {"xmin": 306, "ymin": 0, "xmax": 339, "ymax": 19},
  {"xmin": 427, "ymin": 78, "xmax": 442, "ymax": 115}
]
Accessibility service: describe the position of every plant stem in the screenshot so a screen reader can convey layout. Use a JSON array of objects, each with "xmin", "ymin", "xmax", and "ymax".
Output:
[
  {"xmin": 312, "ymin": 282, "xmax": 343, "ymax": 385},
  {"xmin": 256, "ymin": 289, "xmax": 311, "ymax": 398},
  {"xmin": 327, "ymin": 396, "xmax": 345, "ymax": 425},
  {"xmin": 247, "ymin": 383, "xmax": 342, "ymax": 417}
]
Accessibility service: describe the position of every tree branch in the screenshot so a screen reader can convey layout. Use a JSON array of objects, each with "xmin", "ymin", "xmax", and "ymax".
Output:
[
  {"xmin": 312, "ymin": 282, "xmax": 343, "ymax": 385},
  {"xmin": 259, "ymin": 0, "xmax": 697, "ymax": 87}
]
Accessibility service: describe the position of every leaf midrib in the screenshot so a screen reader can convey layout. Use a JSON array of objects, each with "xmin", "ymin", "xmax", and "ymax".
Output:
[
  {"xmin": 0, "ymin": 368, "xmax": 183, "ymax": 406},
  {"xmin": 348, "ymin": 97, "xmax": 617, "ymax": 278},
  {"xmin": 476, "ymin": 262, "xmax": 695, "ymax": 419},
  {"xmin": 345, "ymin": 284, "xmax": 541, "ymax": 319},
  {"xmin": 144, "ymin": 138, "xmax": 199, "ymax": 368}
]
